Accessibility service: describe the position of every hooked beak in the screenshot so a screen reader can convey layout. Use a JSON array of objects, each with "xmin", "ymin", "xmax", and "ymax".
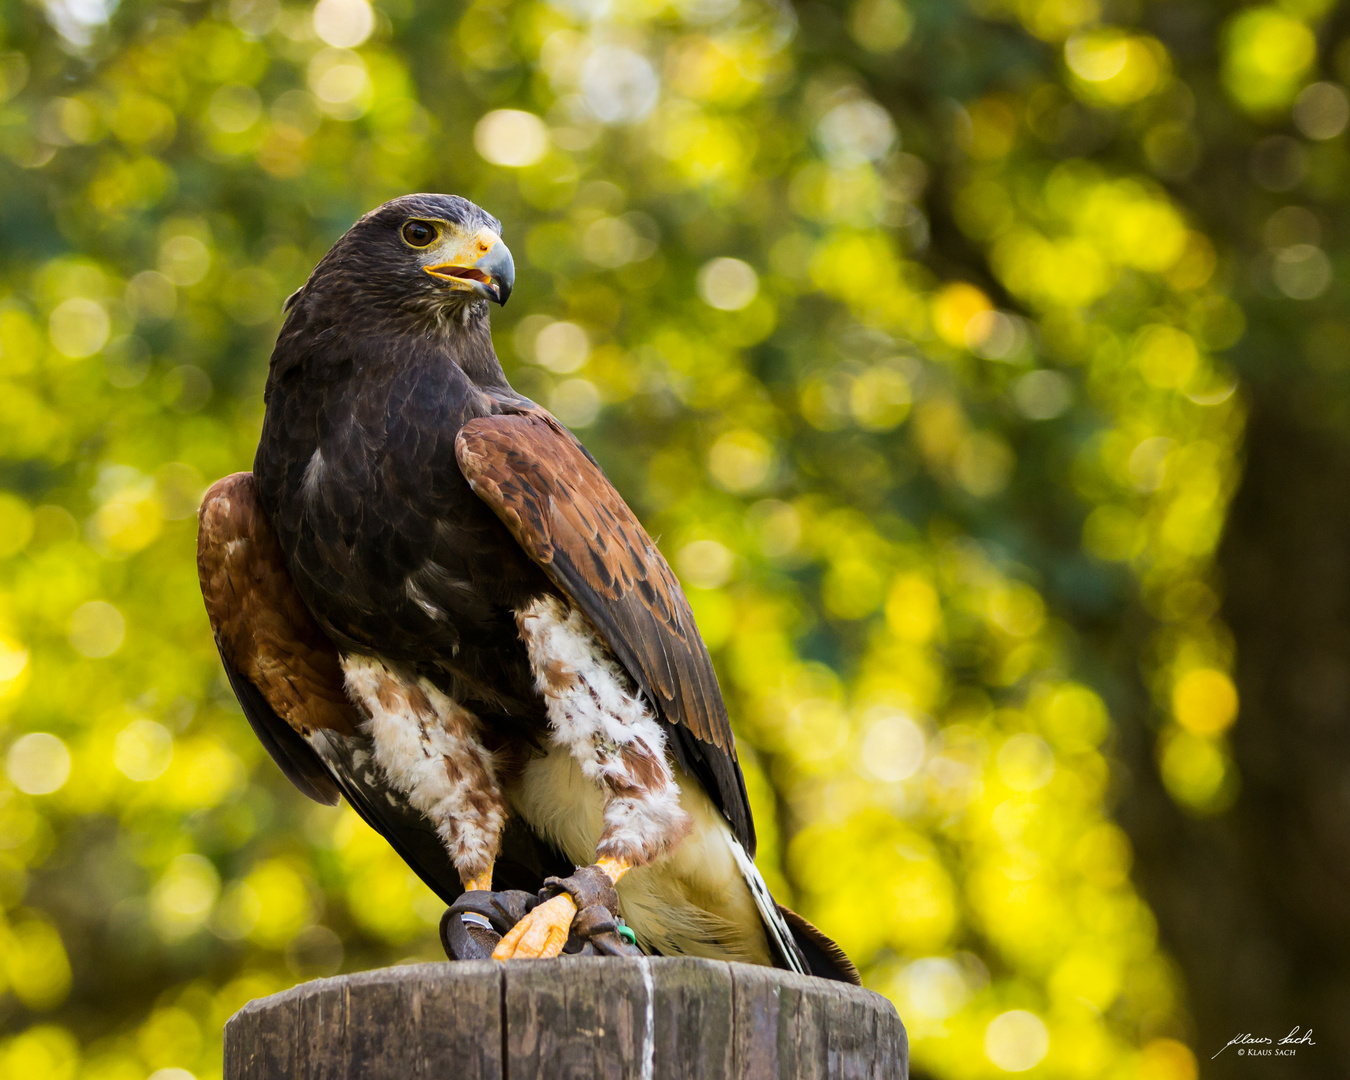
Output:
[{"xmin": 424, "ymin": 235, "xmax": 515, "ymax": 306}]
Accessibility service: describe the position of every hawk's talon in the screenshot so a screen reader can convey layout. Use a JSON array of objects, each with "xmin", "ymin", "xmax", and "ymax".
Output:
[
  {"xmin": 440, "ymin": 889, "xmax": 539, "ymax": 961},
  {"xmin": 541, "ymin": 863, "xmax": 644, "ymax": 957},
  {"xmin": 491, "ymin": 892, "xmax": 577, "ymax": 960}
]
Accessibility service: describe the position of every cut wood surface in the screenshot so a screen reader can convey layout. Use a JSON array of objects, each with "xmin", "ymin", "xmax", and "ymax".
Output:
[{"xmin": 224, "ymin": 957, "xmax": 908, "ymax": 1079}]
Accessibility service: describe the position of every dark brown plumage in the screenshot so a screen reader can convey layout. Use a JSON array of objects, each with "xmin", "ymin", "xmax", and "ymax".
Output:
[
  {"xmin": 198, "ymin": 471, "xmax": 568, "ymax": 902},
  {"xmin": 198, "ymin": 193, "xmax": 856, "ymax": 983}
]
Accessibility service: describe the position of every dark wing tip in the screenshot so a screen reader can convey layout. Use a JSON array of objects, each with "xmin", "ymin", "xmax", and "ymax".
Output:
[{"xmin": 777, "ymin": 904, "xmax": 862, "ymax": 985}]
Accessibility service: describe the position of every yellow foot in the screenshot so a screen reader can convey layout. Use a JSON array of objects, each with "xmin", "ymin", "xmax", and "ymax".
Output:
[
  {"xmin": 462, "ymin": 867, "xmax": 494, "ymax": 893},
  {"xmin": 491, "ymin": 893, "xmax": 577, "ymax": 960},
  {"xmin": 595, "ymin": 854, "xmax": 632, "ymax": 884}
]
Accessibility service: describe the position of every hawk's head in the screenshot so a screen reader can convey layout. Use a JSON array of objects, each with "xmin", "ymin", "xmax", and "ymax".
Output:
[{"xmin": 293, "ymin": 193, "xmax": 515, "ymax": 329}]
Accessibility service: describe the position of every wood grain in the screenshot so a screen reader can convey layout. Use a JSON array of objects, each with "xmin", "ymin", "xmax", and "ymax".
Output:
[
  {"xmin": 225, "ymin": 962, "xmax": 503, "ymax": 1080},
  {"xmin": 224, "ymin": 959, "xmax": 906, "ymax": 1080}
]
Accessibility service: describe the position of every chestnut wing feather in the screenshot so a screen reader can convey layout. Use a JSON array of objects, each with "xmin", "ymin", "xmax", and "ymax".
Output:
[
  {"xmin": 197, "ymin": 472, "xmax": 359, "ymax": 805},
  {"xmin": 455, "ymin": 409, "xmax": 755, "ymax": 854}
]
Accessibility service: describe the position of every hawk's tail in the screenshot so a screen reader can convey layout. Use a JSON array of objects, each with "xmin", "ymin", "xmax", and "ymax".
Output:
[{"xmin": 728, "ymin": 838, "xmax": 861, "ymax": 985}]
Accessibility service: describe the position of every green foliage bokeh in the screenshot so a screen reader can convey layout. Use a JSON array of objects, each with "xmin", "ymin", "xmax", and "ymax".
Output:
[{"xmin": 0, "ymin": 0, "xmax": 1342, "ymax": 1076}]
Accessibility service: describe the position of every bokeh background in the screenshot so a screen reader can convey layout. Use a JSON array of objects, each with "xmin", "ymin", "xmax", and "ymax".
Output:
[{"xmin": 0, "ymin": 0, "xmax": 1346, "ymax": 1075}]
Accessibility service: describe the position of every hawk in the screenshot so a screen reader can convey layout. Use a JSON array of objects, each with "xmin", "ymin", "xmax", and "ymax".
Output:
[{"xmin": 198, "ymin": 193, "xmax": 856, "ymax": 981}]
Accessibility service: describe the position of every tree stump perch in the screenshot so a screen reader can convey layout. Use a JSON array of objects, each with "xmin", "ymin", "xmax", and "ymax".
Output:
[{"xmin": 224, "ymin": 957, "xmax": 908, "ymax": 1079}]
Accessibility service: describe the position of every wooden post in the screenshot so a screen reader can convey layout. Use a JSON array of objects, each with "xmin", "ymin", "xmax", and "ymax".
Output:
[{"xmin": 224, "ymin": 957, "xmax": 908, "ymax": 1079}]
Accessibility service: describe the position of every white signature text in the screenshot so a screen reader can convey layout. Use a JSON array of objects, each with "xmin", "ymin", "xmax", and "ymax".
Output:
[{"xmin": 1212, "ymin": 1027, "xmax": 1315, "ymax": 1059}]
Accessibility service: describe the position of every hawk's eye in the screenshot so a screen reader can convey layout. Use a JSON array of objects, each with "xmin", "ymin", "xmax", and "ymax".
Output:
[{"xmin": 402, "ymin": 221, "xmax": 438, "ymax": 247}]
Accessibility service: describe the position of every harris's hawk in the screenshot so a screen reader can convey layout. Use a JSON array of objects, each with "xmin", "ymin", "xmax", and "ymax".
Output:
[{"xmin": 198, "ymin": 193, "xmax": 857, "ymax": 982}]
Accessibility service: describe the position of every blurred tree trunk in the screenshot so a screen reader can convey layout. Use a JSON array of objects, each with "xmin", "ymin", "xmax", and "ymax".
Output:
[{"xmin": 1127, "ymin": 396, "xmax": 1350, "ymax": 1077}]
